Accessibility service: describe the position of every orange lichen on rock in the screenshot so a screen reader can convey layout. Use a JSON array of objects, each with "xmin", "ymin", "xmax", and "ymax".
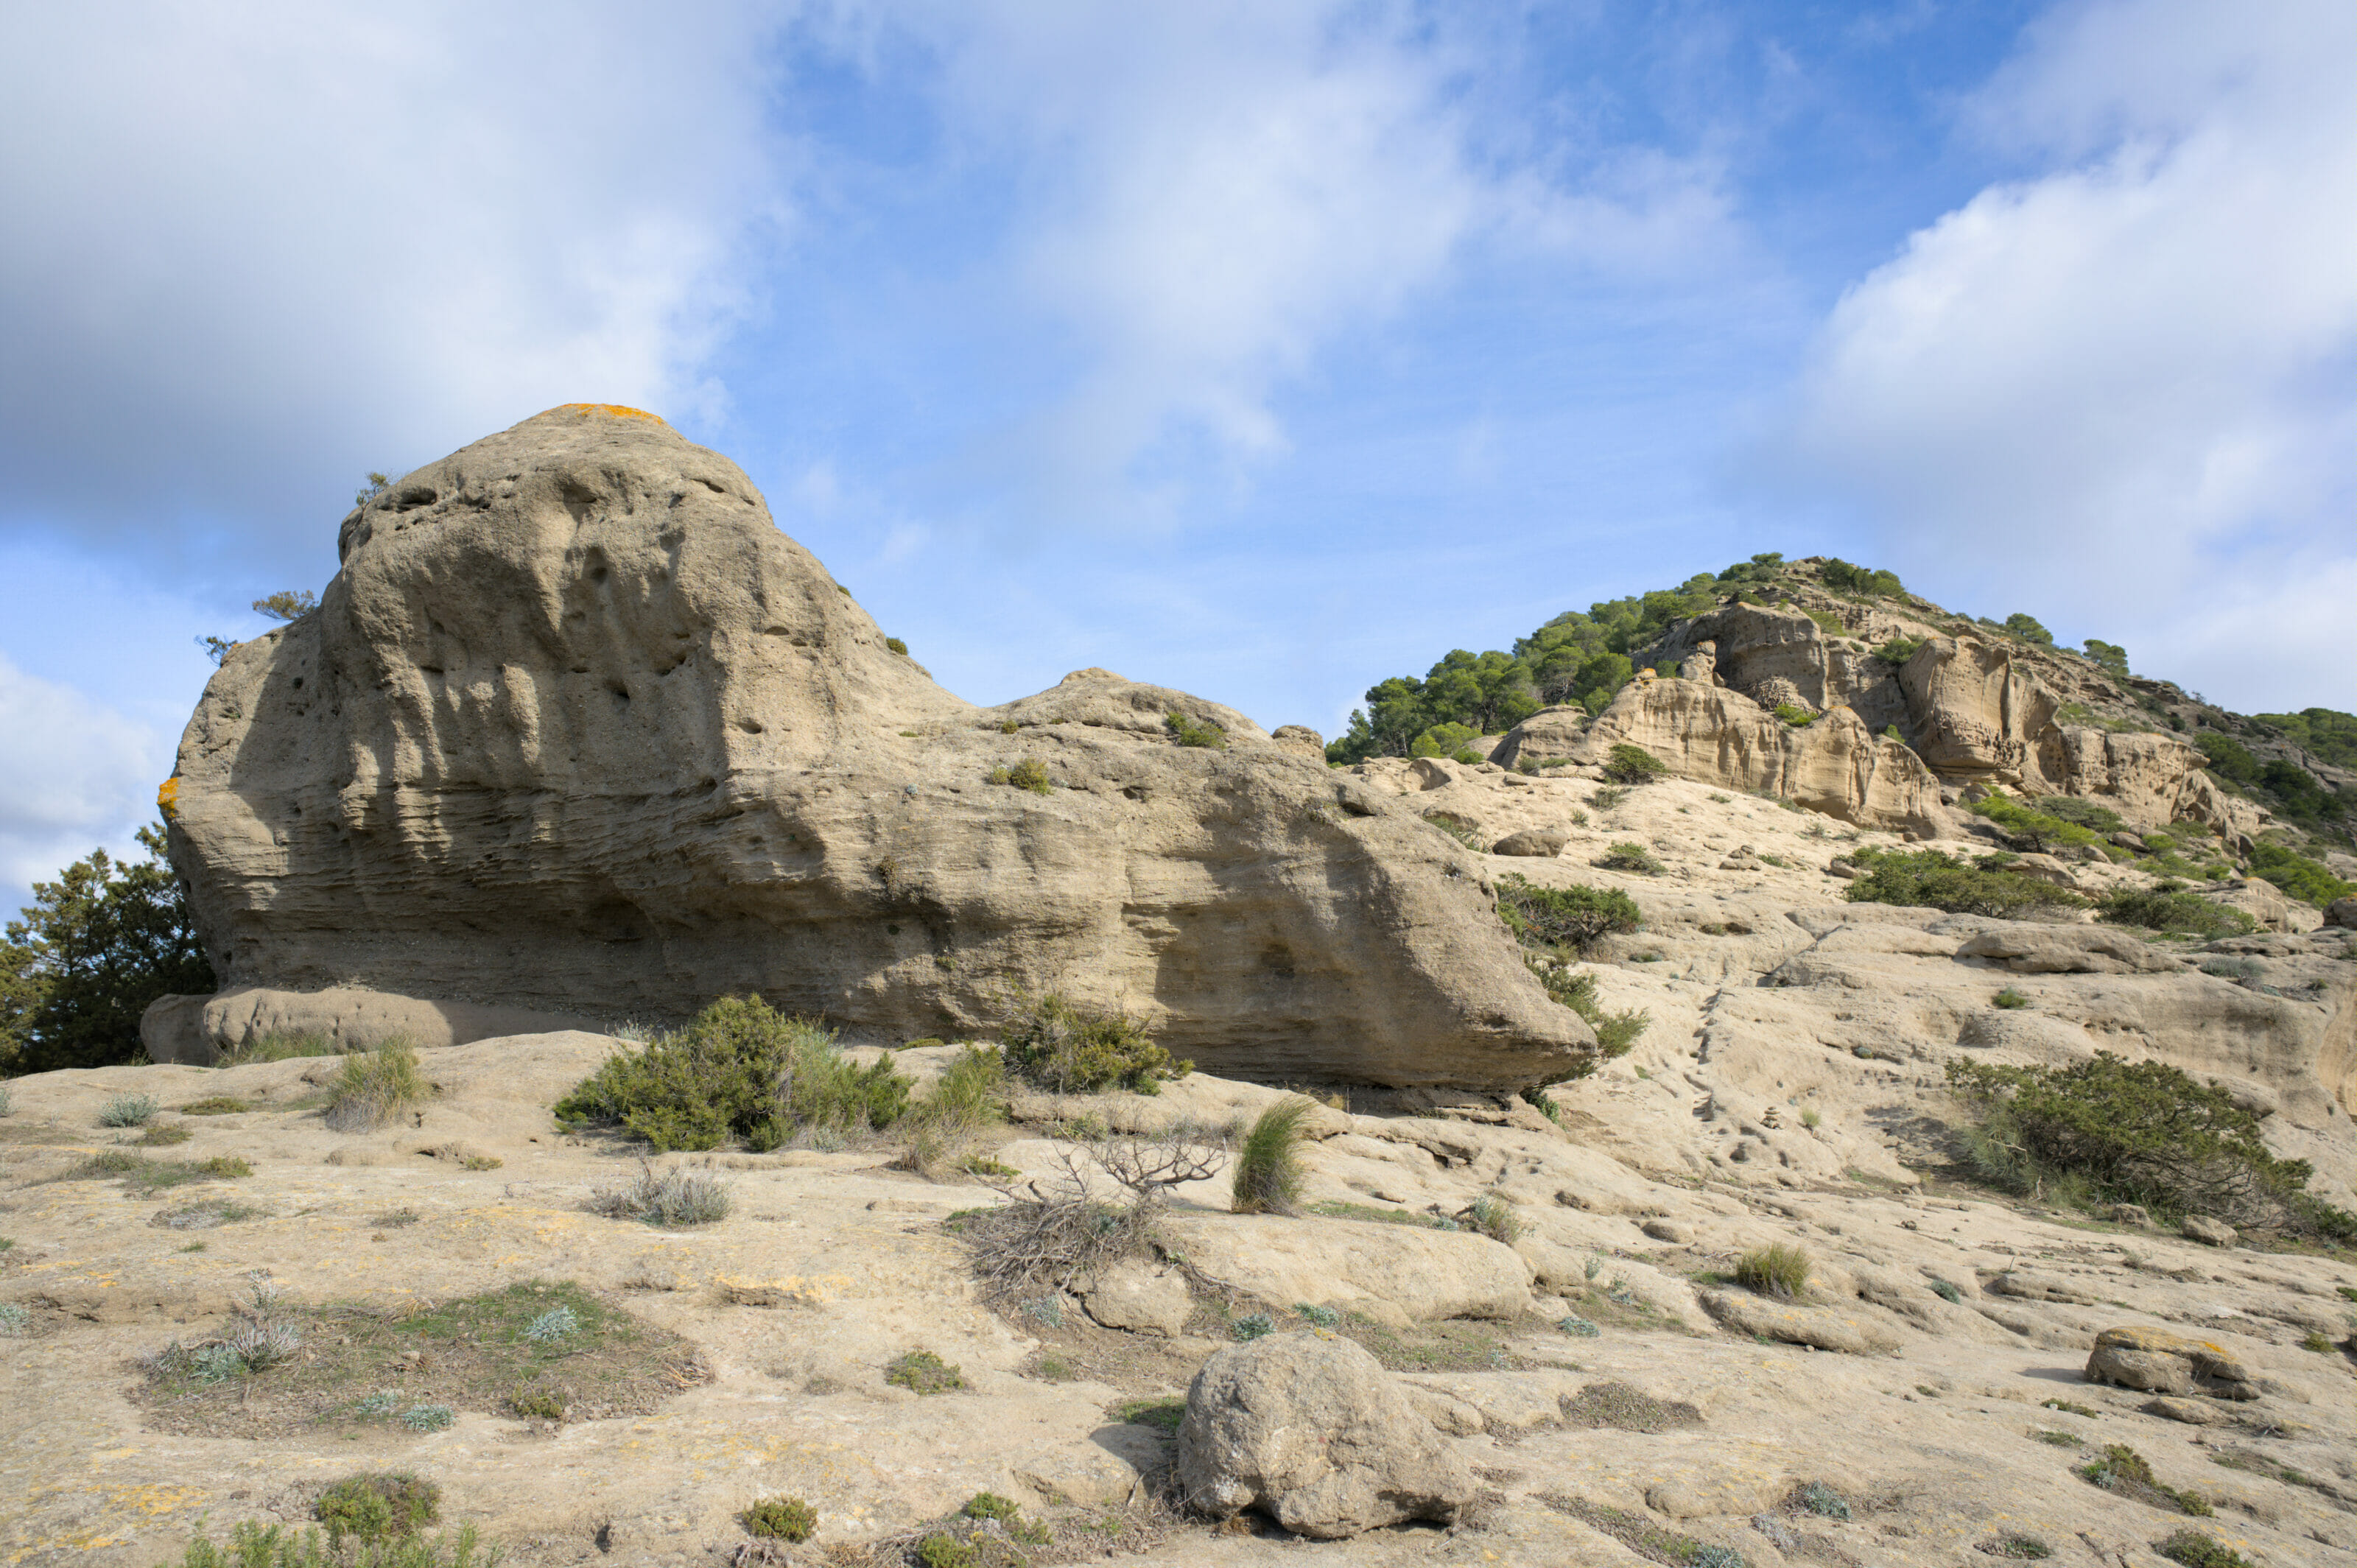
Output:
[
  {"xmin": 157, "ymin": 777, "xmax": 181, "ymax": 820},
  {"xmin": 543, "ymin": 403, "xmax": 666, "ymax": 423}
]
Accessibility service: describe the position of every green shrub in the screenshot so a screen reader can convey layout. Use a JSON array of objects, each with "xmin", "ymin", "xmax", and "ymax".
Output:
[
  {"xmin": 555, "ymin": 996, "xmax": 910, "ymax": 1151},
  {"xmin": 1969, "ymin": 792, "xmax": 2111, "ymax": 855},
  {"xmin": 1521, "ymin": 957, "xmax": 1648, "ymax": 1085},
  {"xmin": 1495, "ymin": 874, "xmax": 1643, "ymax": 952},
  {"xmin": 1231, "ymin": 1312, "xmax": 1275, "ymax": 1340},
  {"xmin": 960, "ymin": 1493, "xmax": 1020, "ymax": 1522},
  {"xmin": 1468, "ymin": 1192, "xmax": 1522, "ymax": 1244},
  {"xmin": 138, "ymin": 1122, "xmax": 194, "ymax": 1146},
  {"xmin": 2097, "ymin": 885, "xmax": 2258, "ymax": 940},
  {"xmin": 740, "ymin": 1497, "xmax": 818, "ymax": 1542},
  {"xmin": 2155, "ymin": 1532, "xmax": 2249, "ymax": 1568},
  {"xmin": 324, "ymin": 1042, "xmax": 429, "ymax": 1132},
  {"xmin": 884, "ymin": 637, "xmax": 908, "ymax": 655},
  {"xmin": 2032, "ymin": 795, "xmax": 2126, "ymax": 835},
  {"xmin": 1232, "ymin": 1097, "xmax": 1313, "ymax": 1216},
  {"xmin": 2002, "ymin": 613, "xmax": 2053, "ymax": 645},
  {"xmin": 1820, "ymin": 558, "xmax": 1903, "ymax": 597},
  {"xmin": 99, "ymin": 1092, "xmax": 160, "ymax": 1127},
  {"xmin": 1805, "ymin": 610, "xmax": 1846, "ymax": 638},
  {"xmin": 1982, "ymin": 1533, "xmax": 2054, "ymax": 1559},
  {"xmin": 1772, "ymin": 703, "xmax": 1816, "ymax": 727},
  {"xmin": 1734, "ymin": 1242, "xmax": 1809, "ymax": 1299},
  {"xmin": 1875, "ymin": 636, "xmax": 1926, "ymax": 667},
  {"xmin": 1596, "ymin": 842, "xmax": 1664, "ymax": 874},
  {"xmin": 2076, "ymin": 1444, "xmax": 2210, "ymax": 1514},
  {"xmin": 997, "ymin": 993, "xmax": 1187, "ymax": 1094},
  {"xmin": 916, "ymin": 1536, "xmax": 975, "ymax": 1568},
  {"xmin": 1992, "ymin": 988, "xmax": 2031, "ymax": 1010},
  {"xmin": 1602, "ymin": 744, "xmax": 1666, "ymax": 784},
  {"xmin": 884, "ymin": 1349, "xmax": 966, "ymax": 1394},
  {"xmin": 988, "ymin": 757, "xmax": 1053, "ymax": 794},
  {"xmin": 1590, "ymin": 784, "xmax": 1629, "ymax": 812},
  {"xmin": 1165, "ymin": 711, "xmax": 1229, "ymax": 749},
  {"xmin": 1794, "ymin": 1482, "xmax": 1850, "ymax": 1519},
  {"xmin": 1407, "ymin": 720, "xmax": 1479, "ymax": 759},
  {"xmin": 1947, "ymin": 1052, "xmax": 2356, "ymax": 1236},
  {"xmin": 317, "ymin": 1473, "xmax": 440, "ymax": 1544},
  {"xmin": 179, "ymin": 1096, "xmax": 253, "ymax": 1115},
  {"xmin": 2249, "ymin": 842, "xmax": 2355, "ymax": 907},
  {"xmin": 1843, "ymin": 847, "xmax": 2086, "ymax": 918}
]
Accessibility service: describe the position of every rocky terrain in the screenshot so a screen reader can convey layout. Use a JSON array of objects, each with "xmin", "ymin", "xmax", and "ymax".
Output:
[{"xmin": 4, "ymin": 405, "xmax": 2351, "ymax": 1567}]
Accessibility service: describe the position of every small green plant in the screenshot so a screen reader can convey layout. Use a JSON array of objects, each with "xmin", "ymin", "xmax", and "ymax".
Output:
[
  {"xmin": 1232, "ymin": 1312, "xmax": 1275, "ymax": 1341},
  {"xmin": 740, "ymin": 1496, "xmax": 818, "ymax": 1542},
  {"xmin": 1597, "ymin": 842, "xmax": 1664, "ymax": 874},
  {"xmin": 317, "ymin": 1473, "xmax": 441, "ymax": 1544},
  {"xmin": 324, "ymin": 1041, "xmax": 430, "ymax": 1132},
  {"xmin": 2030, "ymin": 1429, "xmax": 2083, "ymax": 1446},
  {"xmin": 1772, "ymin": 703, "xmax": 1816, "ymax": 727},
  {"xmin": 0, "ymin": 1083, "xmax": 13, "ymax": 1115},
  {"xmin": 1844, "ymin": 846, "xmax": 2087, "ymax": 918},
  {"xmin": 916, "ymin": 1536, "xmax": 976, "ymax": 1568},
  {"xmin": 1165, "ymin": 711, "xmax": 1228, "ymax": 748},
  {"xmin": 557, "ymin": 996, "xmax": 910, "ymax": 1150},
  {"xmin": 138, "ymin": 1122, "xmax": 194, "ymax": 1146},
  {"xmin": 997, "ymin": 993, "xmax": 1187, "ymax": 1094},
  {"xmin": 1794, "ymin": 1481, "xmax": 1850, "ymax": 1519},
  {"xmin": 1559, "ymin": 1313, "xmax": 1600, "ymax": 1337},
  {"xmin": 2041, "ymin": 1398, "xmax": 2098, "ymax": 1417},
  {"xmin": 401, "ymin": 1404, "xmax": 455, "ymax": 1432},
  {"xmin": 1928, "ymin": 1278, "xmax": 1964, "ymax": 1303},
  {"xmin": 884, "ymin": 637, "xmax": 909, "ymax": 655},
  {"xmin": 2299, "ymin": 1329, "xmax": 2335, "ymax": 1353},
  {"xmin": 1981, "ymin": 1534, "xmax": 2053, "ymax": 1559},
  {"xmin": 178, "ymin": 1096, "xmax": 253, "ymax": 1115},
  {"xmin": 156, "ymin": 1519, "xmax": 494, "ymax": 1568},
  {"xmin": 587, "ymin": 1161, "xmax": 732, "ymax": 1227},
  {"xmin": 1423, "ymin": 811, "xmax": 1488, "ymax": 851},
  {"xmin": 1294, "ymin": 1303, "xmax": 1339, "ymax": 1328},
  {"xmin": 353, "ymin": 1391, "xmax": 401, "ymax": 1418},
  {"xmin": 99, "ymin": 1092, "xmax": 160, "ymax": 1127},
  {"xmin": 1799, "ymin": 1106, "xmax": 1821, "ymax": 1131},
  {"xmin": 2154, "ymin": 1533, "xmax": 2249, "ymax": 1568},
  {"xmin": 988, "ymin": 757, "xmax": 1053, "ymax": 793},
  {"xmin": 1733, "ymin": 1243, "xmax": 1809, "ymax": 1299},
  {"xmin": 961, "ymin": 1493, "xmax": 1020, "ymax": 1522},
  {"xmin": 1468, "ymin": 1191, "xmax": 1522, "ymax": 1244},
  {"xmin": 2076, "ymin": 1444, "xmax": 2210, "ymax": 1514},
  {"xmin": 885, "ymin": 1349, "xmax": 966, "ymax": 1394},
  {"xmin": 521, "ymin": 1306, "xmax": 579, "ymax": 1343},
  {"xmin": 0, "ymin": 1302, "xmax": 30, "ymax": 1336},
  {"xmin": 1602, "ymin": 744, "xmax": 1666, "ymax": 784},
  {"xmin": 1231, "ymin": 1097, "xmax": 1313, "ymax": 1216},
  {"xmin": 1993, "ymin": 988, "xmax": 2032, "ymax": 1010},
  {"xmin": 1113, "ymin": 1397, "xmax": 1187, "ymax": 1433}
]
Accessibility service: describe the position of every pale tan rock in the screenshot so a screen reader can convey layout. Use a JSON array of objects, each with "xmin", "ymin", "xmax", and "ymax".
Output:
[
  {"xmin": 1697, "ymin": 1287, "xmax": 1903, "ymax": 1354},
  {"xmin": 1078, "ymin": 1259, "xmax": 1193, "ymax": 1337},
  {"xmin": 158, "ymin": 406, "xmax": 1590, "ymax": 1090},
  {"xmin": 1176, "ymin": 1331, "xmax": 1476, "ymax": 1539},
  {"xmin": 1956, "ymin": 928, "xmax": 2180, "ymax": 975},
  {"xmin": 1492, "ymin": 827, "xmax": 1567, "ymax": 857},
  {"xmin": 141, "ymin": 985, "xmax": 593, "ymax": 1065},
  {"xmin": 1988, "ymin": 1270, "xmax": 2100, "ymax": 1306},
  {"xmin": 1165, "ymin": 1212, "xmax": 1532, "ymax": 1327},
  {"xmin": 2084, "ymin": 1326, "xmax": 2261, "ymax": 1399},
  {"xmin": 2181, "ymin": 1215, "xmax": 2238, "ymax": 1248}
]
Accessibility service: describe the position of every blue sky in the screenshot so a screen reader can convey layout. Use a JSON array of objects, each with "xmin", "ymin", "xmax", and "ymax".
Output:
[{"xmin": 1, "ymin": 0, "xmax": 2351, "ymax": 915}]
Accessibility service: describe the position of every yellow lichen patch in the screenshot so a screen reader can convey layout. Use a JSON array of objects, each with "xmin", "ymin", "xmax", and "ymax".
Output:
[
  {"xmin": 712, "ymin": 1273, "xmax": 843, "ymax": 1309},
  {"xmin": 107, "ymin": 1483, "xmax": 208, "ymax": 1519},
  {"xmin": 545, "ymin": 403, "xmax": 666, "ymax": 423},
  {"xmin": 157, "ymin": 777, "xmax": 181, "ymax": 819}
]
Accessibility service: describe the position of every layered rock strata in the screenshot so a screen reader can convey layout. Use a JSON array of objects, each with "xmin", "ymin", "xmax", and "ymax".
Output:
[{"xmin": 155, "ymin": 405, "xmax": 1587, "ymax": 1086}]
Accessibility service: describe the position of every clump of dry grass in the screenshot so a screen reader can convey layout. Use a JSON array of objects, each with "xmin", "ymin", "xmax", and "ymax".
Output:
[{"xmin": 323, "ymin": 1041, "xmax": 429, "ymax": 1131}]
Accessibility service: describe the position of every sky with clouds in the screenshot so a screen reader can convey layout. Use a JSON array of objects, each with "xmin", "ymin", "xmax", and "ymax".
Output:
[{"xmin": 1, "ymin": 0, "xmax": 2350, "ymax": 915}]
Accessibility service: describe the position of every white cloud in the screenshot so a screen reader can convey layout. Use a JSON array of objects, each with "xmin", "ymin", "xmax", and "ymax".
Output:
[
  {"xmin": 0, "ymin": 655, "xmax": 164, "ymax": 913},
  {"xmin": 0, "ymin": 1, "xmax": 792, "ymax": 558},
  {"xmin": 1774, "ymin": 0, "xmax": 2356, "ymax": 709}
]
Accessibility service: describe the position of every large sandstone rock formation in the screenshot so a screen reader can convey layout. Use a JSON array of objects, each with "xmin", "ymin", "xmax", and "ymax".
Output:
[{"xmin": 155, "ymin": 406, "xmax": 1589, "ymax": 1086}]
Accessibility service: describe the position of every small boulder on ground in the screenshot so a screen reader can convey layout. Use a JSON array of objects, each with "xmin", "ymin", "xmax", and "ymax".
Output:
[
  {"xmin": 2181, "ymin": 1215, "xmax": 2237, "ymax": 1248},
  {"xmin": 2326, "ymin": 896, "xmax": 2357, "ymax": 929},
  {"xmin": 1078, "ymin": 1259, "xmax": 1193, "ymax": 1337},
  {"xmin": 1176, "ymin": 1331, "xmax": 1477, "ymax": 1539},
  {"xmin": 1697, "ymin": 1289, "xmax": 1901, "ymax": 1355},
  {"xmin": 2084, "ymin": 1326, "xmax": 2261, "ymax": 1400},
  {"xmin": 1491, "ymin": 828, "xmax": 1568, "ymax": 857}
]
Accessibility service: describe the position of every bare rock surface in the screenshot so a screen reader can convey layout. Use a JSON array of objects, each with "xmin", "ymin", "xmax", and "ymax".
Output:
[
  {"xmin": 1176, "ymin": 1331, "xmax": 1477, "ymax": 1538},
  {"xmin": 157, "ymin": 406, "xmax": 1585, "ymax": 1089}
]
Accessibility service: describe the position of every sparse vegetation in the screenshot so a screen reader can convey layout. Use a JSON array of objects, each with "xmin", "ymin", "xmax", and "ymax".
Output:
[
  {"xmin": 1793, "ymin": 1481, "xmax": 1850, "ymax": 1519},
  {"xmin": 1772, "ymin": 703, "xmax": 1815, "ymax": 727},
  {"xmin": 217, "ymin": 1031, "xmax": 343, "ymax": 1066},
  {"xmin": 998, "ymin": 992, "xmax": 1187, "ymax": 1094},
  {"xmin": 586, "ymin": 1159, "xmax": 733, "ymax": 1228},
  {"xmin": 1981, "ymin": 1533, "xmax": 2054, "ymax": 1559},
  {"xmin": 894, "ymin": 1045, "xmax": 1008, "ymax": 1178},
  {"xmin": 885, "ymin": 1349, "xmax": 966, "ymax": 1394},
  {"xmin": 61, "ymin": 1150, "xmax": 253, "ymax": 1193},
  {"xmin": 2098, "ymin": 885, "xmax": 2257, "ymax": 941},
  {"xmin": 1496, "ymin": 875, "xmax": 1643, "ymax": 952},
  {"xmin": 2076, "ymin": 1444, "xmax": 2211, "ymax": 1515},
  {"xmin": 317, "ymin": 1473, "xmax": 441, "ymax": 1544},
  {"xmin": 155, "ymin": 1519, "xmax": 495, "ymax": 1567},
  {"xmin": 1466, "ymin": 1191, "xmax": 1522, "ymax": 1243},
  {"xmin": 1591, "ymin": 785, "xmax": 1629, "ymax": 811},
  {"xmin": 324, "ymin": 1042, "xmax": 430, "ymax": 1132},
  {"xmin": 1843, "ymin": 847, "xmax": 2087, "ymax": 918},
  {"xmin": 1164, "ymin": 711, "xmax": 1228, "ymax": 749},
  {"xmin": 1733, "ymin": 1243, "xmax": 1810, "ymax": 1299},
  {"xmin": 1597, "ymin": 842, "xmax": 1665, "ymax": 874},
  {"xmin": 1231, "ymin": 1097, "xmax": 1312, "ymax": 1216},
  {"xmin": 1947, "ymin": 1052, "xmax": 2357, "ymax": 1237},
  {"xmin": 740, "ymin": 1497, "xmax": 818, "ymax": 1542},
  {"xmin": 2154, "ymin": 1533, "xmax": 2250, "ymax": 1568},
  {"xmin": 1559, "ymin": 1381, "xmax": 1704, "ymax": 1432},
  {"xmin": 987, "ymin": 758, "xmax": 1053, "ymax": 794},
  {"xmin": 556, "ymin": 996, "xmax": 911, "ymax": 1151},
  {"xmin": 180, "ymin": 1095, "xmax": 256, "ymax": 1114},
  {"xmin": 884, "ymin": 637, "xmax": 908, "ymax": 655},
  {"xmin": 99, "ymin": 1091, "xmax": 160, "ymax": 1126},
  {"xmin": 1992, "ymin": 988, "xmax": 2031, "ymax": 1010},
  {"xmin": 1603, "ymin": 744, "xmax": 1667, "ymax": 784}
]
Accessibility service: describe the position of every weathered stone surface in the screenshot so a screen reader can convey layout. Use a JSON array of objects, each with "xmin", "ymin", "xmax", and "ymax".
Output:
[
  {"xmin": 1956, "ymin": 928, "xmax": 2182, "ymax": 976},
  {"xmin": 1989, "ymin": 1270, "xmax": 2100, "ymax": 1306},
  {"xmin": 1176, "ymin": 1331, "xmax": 1477, "ymax": 1538},
  {"xmin": 1078, "ymin": 1259, "xmax": 1193, "ymax": 1337},
  {"xmin": 2326, "ymin": 896, "xmax": 2357, "ymax": 929},
  {"xmin": 159, "ymin": 406, "xmax": 1590, "ymax": 1088},
  {"xmin": 1491, "ymin": 828, "xmax": 1567, "ymax": 857},
  {"xmin": 1696, "ymin": 1288, "xmax": 1903, "ymax": 1354},
  {"xmin": 1165, "ymin": 1212, "xmax": 1531, "ymax": 1327},
  {"xmin": 1497, "ymin": 681, "xmax": 1948, "ymax": 835},
  {"xmin": 140, "ymin": 984, "xmax": 592, "ymax": 1064},
  {"xmin": 2181, "ymin": 1215, "xmax": 2237, "ymax": 1248},
  {"xmin": 2084, "ymin": 1326, "xmax": 2261, "ymax": 1399}
]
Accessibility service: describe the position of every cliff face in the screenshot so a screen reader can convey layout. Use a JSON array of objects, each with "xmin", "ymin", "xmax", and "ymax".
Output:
[{"xmin": 158, "ymin": 405, "xmax": 1590, "ymax": 1086}]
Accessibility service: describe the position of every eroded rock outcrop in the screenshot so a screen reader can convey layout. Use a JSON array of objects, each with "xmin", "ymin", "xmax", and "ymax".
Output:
[{"xmin": 155, "ymin": 405, "xmax": 1589, "ymax": 1086}]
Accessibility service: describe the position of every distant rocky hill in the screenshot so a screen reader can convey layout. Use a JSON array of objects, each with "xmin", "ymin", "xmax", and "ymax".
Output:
[{"xmin": 1326, "ymin": 554, "xmax": 2355, "ymax": 898}]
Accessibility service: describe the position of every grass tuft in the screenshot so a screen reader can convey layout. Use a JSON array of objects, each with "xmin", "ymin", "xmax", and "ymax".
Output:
[
  {"xmin": 324, "ymin": 1042, "xmax": 429, "ymax": 1132},
  {"xmin": 884, "ymin": 1349, "xmax": 965, "ymax": 1395},
  {"xmin": 99, "ymin": 1093, "xmax": 160, "ymax": 1127},
  {"xmin": 1231, "ymin": 1097, "xmax": 1313, "ymax": 1216},
  {"xmin": 586, "ymin": 1161, "xmax": 731, "ymax": 1228},
  {"xmin": 1733, "ymin": 1242, "xmax": 1810, "ymax": 1299},
  {"xmin": 317, "ymin": 1472, "xmax": 440, "ymax": 1544},
  {"xmin": 740, "ymin": 1496, "xmax": 818, "ymax": 1543}
]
